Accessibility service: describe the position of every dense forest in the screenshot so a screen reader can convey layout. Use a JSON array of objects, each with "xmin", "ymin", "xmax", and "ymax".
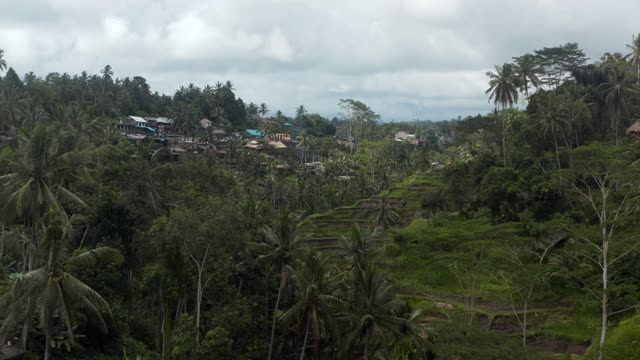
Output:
[{"xmin": 1, "ymin": 33, "xmax": 640, "ymax": 360}]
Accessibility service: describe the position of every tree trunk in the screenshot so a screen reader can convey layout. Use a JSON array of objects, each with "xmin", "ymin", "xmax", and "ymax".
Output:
[
  {"xmin": 363, "ymin": 327, "xmax": 370, "ymax": 360},
  {"xmin": 502, "ymin": 108, "xmax": 508, "ymax": 167},
  {"xmin": 268, "ymin": 267, "xmax": 285, "ymax": 360},
  {"xmin": 522, "ymin": 299, "xmax": 528, "ymax": 348},
  {"xmin": 553, "ymin": 134, "xmax": 561, "ymax": 170},
  {"xmin": 44, "ymin": 333, "xmax": 51, "ymax": 360},
  {"xmin": 195, "ymin": 265, "xmax": 203, "ymax": 345},
  {"xmin": 598, "ymin": 237, "xmax": 609, "ymax": 360},
  {"xmin": 300, "ymin": 316, "xmax": 310, "ymax": 360}
]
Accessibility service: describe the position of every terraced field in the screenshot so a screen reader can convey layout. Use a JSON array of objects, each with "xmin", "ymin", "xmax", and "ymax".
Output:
[{"xmin": 298, "ymin": 172, "xmax": 444, "ymax": 249}]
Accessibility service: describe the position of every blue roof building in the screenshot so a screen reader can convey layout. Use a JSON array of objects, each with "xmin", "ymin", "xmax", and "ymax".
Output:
[{"xmin": 246, "ymin": 129, "xmax": 265, "ymax": 137}]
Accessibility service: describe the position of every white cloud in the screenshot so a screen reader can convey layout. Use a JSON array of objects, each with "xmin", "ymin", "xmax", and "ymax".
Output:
[
  {"xmin": 1, "ymin": 0, "xmax": 639, "ymax": 120},
  {"xmin": 264, "ymin": 28, "xmax": 295, "ymax": 62}
]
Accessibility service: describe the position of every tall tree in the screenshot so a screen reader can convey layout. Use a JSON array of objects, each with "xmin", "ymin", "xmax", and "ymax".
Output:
[
  {"xmin": 0, "ymin": 49, "xmax": 6, "ymax": 74},
  {"xmin": 250, "ymin": 211, "xmax": 305, "ymax": 360},
  {"xmin": 564, "ymin": 144, "xmax": 640, "ymax": 360},
  {"xmin": 295, "ymin": 105, "xmax": 307, "ymax": 119},
  {"xmin": 625, "ymin": 33, "xmax": 640, "ymax": 83},
  {"xmin": 485, "ymin": 63, "xmax": 518, "ymax": 166},
  {"xmin": 512, "ymin": 54, "xmax": 543, "ymax": 99},
  {"xmin": 259, "ymin": 102, "xmax": 269, "ymax": 116},
  {"xmin": 599, "ymin": 65, "xmax": 639, "ymax": 143},
  {"xmin": 533, "ymin": 92, "xmax": 569, "ymax": 169},
  {"xmin": 0, "ymin": 213, "xmax": 119, "ymax": 360},
  {"xmin": 281, "ymin": 249, "xmax": 341, "ymax": 360}
]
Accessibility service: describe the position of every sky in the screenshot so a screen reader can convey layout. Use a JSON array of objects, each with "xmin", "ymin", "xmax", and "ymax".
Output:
[{"xmin": 1, "ymin": 0, "xmax": 638, "ymax": 121}]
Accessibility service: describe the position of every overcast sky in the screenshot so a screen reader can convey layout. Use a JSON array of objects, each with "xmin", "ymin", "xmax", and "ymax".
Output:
[{"xmin": 1, "ymin": 0, "xmax": 638, "ymax": 121}]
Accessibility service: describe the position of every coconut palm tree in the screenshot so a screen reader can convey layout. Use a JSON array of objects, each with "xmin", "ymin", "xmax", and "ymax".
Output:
[
  {"xmin": 512, "ymin": 54, "xmax": 543, "ymax": 99},
  {"xmin": 259, "ymin": 102, "xmax": 269, "ymax": 116},
  {"xmin": 486, "ymin": 63, "xmax": 519, "ymax": 167},
  {"xmin": 0, "ymin": 84, "xmax": 28, "ymax": 129},
  {"xmin": 281, "ymin": 249, "xmax": 342, "ymax": 360},
  {"xmin": 0, "ymin": 49, "xmax": 7, "ymax": 74},
  {"xmin": 625, "ymin": 33, "xmax": 640, "ymax": 83},
  {"xmin": 0, "ymin": 124, "xmax": 92, "ymax": 244},
  {"xmin": 599, "ymin": 65, "xmax": 639, "ymax": 143},
  {"xmin": 249, "ymin": 211, "xmax": 306, "ymax": 360},
  {"xmin": 295, "ymin": 105, "xmax": 307, "ymax": 119},
  {"xmin": 533, "ymin": 93, "xmax": 569, "ymax": 169},
  {"xmin": 0, "ymin": 213, "xmax": 119, "ymax": 360},
  {"xmin": 340, "ymin": 264, "xmax": 409, "ymax": 359}
]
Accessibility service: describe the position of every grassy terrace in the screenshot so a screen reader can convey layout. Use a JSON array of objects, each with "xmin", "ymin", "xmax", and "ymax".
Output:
[{"xmin": 301, "ymin": 173, "xmax": 596, "ymax": 354}]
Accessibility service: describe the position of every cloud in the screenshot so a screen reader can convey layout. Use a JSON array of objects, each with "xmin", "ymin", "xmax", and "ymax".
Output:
[{"xmin": 1, "ymin": 0, "xmax": 639, "ymax": 120}]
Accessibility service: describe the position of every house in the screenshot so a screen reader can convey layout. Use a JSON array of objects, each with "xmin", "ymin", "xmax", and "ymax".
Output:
[
  {"xmin": 273, "ymin": 133, "xmax": 291, "ymax": 141},
  {"xmin": 145, "ymin": 117, "xmax": 158, "ymax": 127},
  {"xmin": 395, "ymin": 131, "xmax": 420, "ymax": 145},
  {"xmin": 246, "ymin": 129, "xmax": 265, "ymax": 138},
  {"xmin": 244, "ymin": 140, "xmax": 264, "ymax": 150},
  {"xmin": 200, "ymin": 118, "xmax": 212, "ymax": 129},
  {"xmin": 627, "ymin": 120, "xmax": 640, "ymax": 140},
  {"xmin": 268, "ymin": 140, "xmax": 288, "ymax": 149},
  {"xmin": 128, "ymin": 115, "xmax": 147, "ymax": 127}
]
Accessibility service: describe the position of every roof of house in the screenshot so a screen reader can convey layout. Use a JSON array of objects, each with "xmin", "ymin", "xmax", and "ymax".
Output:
[
  {"xmin": 246, "ymin": 129, "xmax": 265, "ymax": 137},
  {"xmin": 268, "ymin": 140, "xmax": 288, "ymax": 149},
  {"xmin": 200, "ymin": 118, "xmax": 212, "ymax": 128},
  {"xmin": 627, "ymin": 121, "xmax": 640, "ymax": 133},
  {"xmin": 244, "ymin": 140, "xmax": 264, "ymax": 149},
  {"xmin": 128, "ymin": 115, "xmax": 147, "ymax": 123},
  {"xmin": 284, "ymin": 122, "xmax": 293, "ymax": 126},
  {"xmin": 135, "ymin": 126, "xmax": 157, "ymax": 132},
  {"xmin": 156, "ymin": 117, "xmax": 173, "ymax": 124}
]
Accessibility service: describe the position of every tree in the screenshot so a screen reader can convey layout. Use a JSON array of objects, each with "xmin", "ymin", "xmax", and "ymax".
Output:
[
  {"xmin": 259, "ymin": 102, "xmax": 269, "ymax": 116},
  {"xmin": 281, "ymin": 249, "xmax": 341, "ymax": 360},
  {"xmin": 496, "ymin": 223, "xmax": 565, "ymax": 348},
  {"xmin": 0, "ymin": 49, "xmax": 6, "ymax": 74},
  {"xmin": 341, "ymin": 264, "xmax": 413, "ymax": 359},
  {"xmin": 532, "ymin": 92, "xmax": 569, "ymax": 169},
  {"xmin": 250, "ymin": 211, "xmax": 305, "ymax": 360},
  {"xmin": 512, "ymin": 54, "xmax": 543, "ymax": 99},
  {"xmin": 599, "ymin": 65, "xmax": 639, "ymax": 143},
  {"xmin": 486, "ymin": 63, "xmax": 518, "ymax": 167},
  {"xmin": 0, "ymin": 213, "xmax": 120, "ymax": 360},
  {"xmin": 295, "ymin": 105, "xmax": 307, "ymax": 119},
  {"xmin": 625, "ymin": 33, "xmax": 640, "ymax": 83},
  {"xmin": 100, "ymin": 65, "xmax": 113, "ymax": 82},
  {"xmin": 0, "ymin": 125, "xmax": 92, "ymax": 249},
  {"xmin": 534, "ymin": 42, "xmax": 588, "ymax": 89},
  {"xmin": 564, "ymin": 143, "xmax": 640, "ymax": 360},
  {"xmin": 338, "ymin": 99, "xmax": 380, "ymax": 147}
]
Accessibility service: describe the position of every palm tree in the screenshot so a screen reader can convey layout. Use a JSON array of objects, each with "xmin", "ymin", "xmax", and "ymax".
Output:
[
  {"xmin": 486, "ymin": 63, "xmax": 519, "ymax": 166},
  {"xmin": 0, "ymin": 124, "xmax": 92, "ymax": 245},
  {"xmin": 259, "ymin": 102, "xmax": 269, "ymax": 116},
  {"xmin": 367, "ymin": 197, "xmax": 400, "ymax": 230},
  {"xmin": 625, "ymin": 33, "xmax": 640, "ymax": 83},
  {"xmin": 0, "ymin": 84, "xmax": 28, "ymax": 129},
  {"xmin": 281, "ymin": 249, "xmax": 342, "ymax": 360},
  {"xmin": 0, "ymin": 213, "xmax": 119, "ymax": 360},
  {"xmin": 512, "ymin": 54, "xmax": 543, "ymax": 99},
  {"xmin": 99, "ymin": 65, "xmax": 113, "ymax": 82},
  {"xmin": 249, "ymin": 211, "xmax": 305, "ymax": 360},
  {"xmin": 533, "ymin": 93, "xmax": 569, "ymax": 169},
  {"xmin": 0, "ymin": 49, "xmax": 7, "ymax": 73},
  {"xmin": 340, "ymin": 264, "xmax": 410, "ymax": 359},
  {"xmin": 295, "ymin": 105, "xmax": 307, "ymax": 119},
  {"xmin": 599, "ymin": 65, "xmax": 639, "ymax": 143}
]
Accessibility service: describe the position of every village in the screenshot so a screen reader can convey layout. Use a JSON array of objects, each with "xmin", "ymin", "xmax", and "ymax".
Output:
[{"xmin": 114, "ymin": 114, "xmax": 430, "ymax": 164}]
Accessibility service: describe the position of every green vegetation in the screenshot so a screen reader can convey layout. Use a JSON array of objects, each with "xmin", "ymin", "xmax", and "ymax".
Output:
[{"xmin": 3, "ymin": 32, "xmax": 640, "ymax": 360}]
